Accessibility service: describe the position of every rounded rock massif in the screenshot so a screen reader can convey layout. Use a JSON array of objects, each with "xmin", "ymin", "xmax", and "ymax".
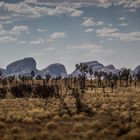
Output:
[
  {"xmin": 6, "ymin": 57, "xmax": 36, "ymax": 76},
  {"xmin": 0, "ymin": 68, "xmax": 5, "ymax": 75},
  {"xmin": 134, "ymin": 65, "xmax": 140, "ymax": 74},
  {"xmin": 41, "ymin": 63, "xmax": 67, "ymax": 78},
  {"xmin": 104, "ymin": 64, "xmax": 115, "ymax": 70}
]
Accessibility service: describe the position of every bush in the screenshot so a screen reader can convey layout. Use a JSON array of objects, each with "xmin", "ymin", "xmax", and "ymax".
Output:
[
  {"xmin": 22, "ymin": 117, "xmax": 33, "ymax": 124},
  {"xmin": 11, "ymin": 126, "xmax": 23, "ymax": 134},
  {"xmin": 53, "ymin": 115, "xmax": 61, "ymax": 122},
  {"xmin": 0, "ymin": 122, "xmax": 5, "ymax": 129},
  {"xmin": 35, "ymin": 111, "xmax": 52, "ymax": 120},
  {"xmin": 33, "ymin": 84, "xmax": 59, "ymax": 98},
  {"xmin": 30, "ymin": 131, "xmax": 48, "ymax": 140},
  {"xmin": 10, "ymin": 84, "xmax": 32, "ymax": 98},
  {"xmin": 73, "ymin": 123, "xmax": 85, "ymax": 132},
  {"xmin": 117, "ymin": 126, "xmax": 130, "ymax": 136},
  {"xmin": 0, "ymin": 88, "xmax": 7, "ymax": 98},
  {"xmin": 124, "ymin": 128, "xmax": 140, "ymax": 140},
  {"xmin": 89, "ymin": 120, "xmax": 102, "ymax": 131},
  {"xmin": 62, "ymin": 114, "xmax": 70, "ymax": 121},
  {"xmin": 47, "ymin": 121, "xmax": 58, "ymax": 130}
]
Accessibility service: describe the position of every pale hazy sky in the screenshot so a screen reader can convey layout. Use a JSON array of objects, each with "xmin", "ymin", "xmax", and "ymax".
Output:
[{"xmin": 0, "ymin": 0, "xmax": 140, "ymax": 73}]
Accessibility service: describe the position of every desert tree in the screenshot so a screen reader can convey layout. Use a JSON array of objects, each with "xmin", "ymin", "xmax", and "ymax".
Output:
[
  {"xmin": 102, "ymin": 72, "xmax": 114, "ymax": 87},
  {"xmin": 135, "ymin": 71, "xmax": 140, "ymax": 81},
  {"xmin": 94, "ymin": 71, "xmax": 103, "ymax": 88},
  {"xmin": 0, "ymin": 70, "xmax": 2, "ymax": 77},
  {"xmin": 118, "ymin": 70, "xmax": 123, "ymax": 87},
  {"xmin": 73, "ymin": 76, "xmax": 77, "ymax": 87},
  {"xmin": 112, "ymin": 73, "xmax": 118, "ymax": 86},
  {"xmin": 64, "ymin": 77, "xmax": 68, "ymax": 89},
  {"xmin": 133, "ymin": 71, "xmax": 140, "ymax": 89},
  {"xmin": 20, "ymin": 76, "xmax": 28, "ymax": 84},
  {"xmin": 45, "ymin": 73, "xmax": 51, "ymax": 84},
  {"xmin": 36, "ymin": 75, "xmax": 42, "ymax": 80},
  {"xmin": 129, "ymin": 75, "xmax": 132, "ymax": 87},
  {"xmin": 89, "ymin": 66, "xmax": 93, "ymax": 90},
  {"xmin": 76, "ymin": 63, "xmax": 88, "ymax": 93},
  {"xmin": 8, "ymin": 76, "xmax": 15, "ymax": 86},
  {"xmin": 71, "ymin": 88, "xmax": 95, "ymax": 116},
  {"xmin": 102, "ymin": 71, "xmax": 108, "ymax": 87},
  {"xmin": 0, "ymin": 88, "xmax": 7, "ymax": 99},
  {"xmin": 0, "ymin": 70, "xmax": 2, "ymax": 86},
  {"xmin": 31, "ymin": 70, "xmax": 35, "ymax": 85},
  {"xmin": 107, "ymin": 72, "xmax": 113, "ymax": 87},
  {"xmin": 102, "ymin": 72, "xmax": 117, "ymax": 93},
  {"xmin": 68, "ymin": 75, "xmax": 73, "ymax": 87},
  {"xmin": 2, "ymin": 78, "xmax": 7, "ymax": 88},
  {"xmin": 121, "ymin": 68, "xmax": 131, "ymax": 87}
]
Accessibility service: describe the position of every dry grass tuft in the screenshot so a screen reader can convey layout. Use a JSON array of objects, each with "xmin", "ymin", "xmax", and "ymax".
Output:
[
  {"xmin": 47, "ymin": 121, "xmax": 58, "ymax": 130},
  {"xmin": 123, "ymin": 128, "xmax": 140, "ymax": 140},
  {"xmin": 73, "ymin": 123, "xmax": 85, "ymax": 132},
  {"xmin": 89, "ymin": 120, "xmax": 102, "ymax": 131},
  {"xmin": 0, "ymin": 122, "xmax": 5, "ymax": 129}
]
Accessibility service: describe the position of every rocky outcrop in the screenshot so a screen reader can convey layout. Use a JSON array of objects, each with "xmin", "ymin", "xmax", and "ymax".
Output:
[
  {"xmin": 6, "ymin": 57, "xmax": 36, "ymax": 76},
  {"xmin": 40, "ymin": 63, "xmax": 67, "ymax": 78},
  {"xmin": 0, "ymin": 68, "xmax": 5, "ymax": 75},
  {"xmin": 71, "ymin": 61, "xmax": 104, "ymax": 77},
  {"xmin": 104, "ymin": 64, "xmax": 115, "ymax": 69},
  {"xmin": 3, "ymin": 57, "xmax": 138, "ymax": 79},
  {"xmin": 134, "ymin": 65, "xmax": 140, "ymax": 74}
]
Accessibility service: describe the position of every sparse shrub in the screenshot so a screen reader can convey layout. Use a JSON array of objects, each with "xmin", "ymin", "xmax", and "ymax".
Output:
[
  {"xmin": 11, "ymin": 126, "xmax": 23, "ymax": 134},
  {"xmin": 0, "ymin": 88, "xmax": 7, "ymax": 98},
  {"xmin": 35, "ymin": 112, "xmax": 48, "ymax": 120},
  {"xmin": 34, "ymin": 119, "xmax": 41, "ymax": 125},
  {"xmin": 123, "ymin": 128, "xmax": 140, "ymax": 140},
  {"xmin": 33, "ymin": 132, "xmax": 64, "ymax": 140},
  {"xmin": 113, "ymin": 110, "xmax": 120, "ymax": 118},
  {"xmin": 10, "ymin": 84, "xmax": 32, "ymax": 98},
  {"xmin": 30, "ymin": 131, "xmax": 48, "ymax": 140},
  {"xmin": 120, "ymin": 111, "xmax": 129, "ymax": 120},
  {"xmin": 0, "ymin": 121, "xmax": 5, "ymax": 129},
  {"xmin": 73, "ymin": 123, "xmax": 85, "ymax": 132},
  {"xmin": 101, "ymin": 103, "xmax": 108, "ymax": 110},
  {"xmin": 117, "ymin": 126, "xmax": 130, "ymax": 136},
  {"xmin": 62, "ymin": 114, "xmax": 70, "ymax": 121},
  {"xmin": 89, "ymin": 120, "xmax": 102, "ymax": 131},
  {"xmin": 22, "ymin": 117, "xmax": 33, "ymax": 124},
  {"xmin": 35, "ymin": 111, "xmax": 52, "ymax": 120},
  {"xmin": 6, "ymin": 118, "xmax": 14, "ymax": 124},
  {"xmin": 130, "ymin": 122, "xmax": 137, "ymax": 129},
  {"xmin": 59, "ymin": 108, "xmax": 71, "ymax": 116},
  {"xmin": 48, "ymin": 132, "xmax": 63, "ymax": 140},
  {"xmin": 85, "ymin": 130, "xmax": 96, "ymax": 139},
  {"xmin": 53, "ymin": 115, "xmax": 61, "ymax": 122},
  {"xmin": 98, "ymin": 110, "xmax": 106, "ymax": 115},
  {"xmin": 72, "ymin": 113, "xmax": 86, "ymax": 121},
  {"xmin": 33, "ymin": 84, "xmax": 59, "ymax": 98},
  {"xmin": 136, "ymin": 118, "xmax": 140, "ymax": 126},
  {"xmin": 3, "ymin": 133, "xmax": 27, "ymax": 140},
  {"xmin": 77, "ymin": 113, "xmax": 86, "ymax": 120},
  {"xmin": 47, "ymin": 121, "xmax": 58, "ymax": 130},
  {"xmin": 0, "ymin": 116, "xmax": 5, "ymax": 122},
  {"xmin": 12, "ymin": 115, "xmax": 22, "ymax": 122},
  {"xmin": 100, "ymin": 128, "xmax": 110, "ymax": 136},
  {"xmin": 28, "ymin": 109, "xmax": 52, "ymax": 120}
]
